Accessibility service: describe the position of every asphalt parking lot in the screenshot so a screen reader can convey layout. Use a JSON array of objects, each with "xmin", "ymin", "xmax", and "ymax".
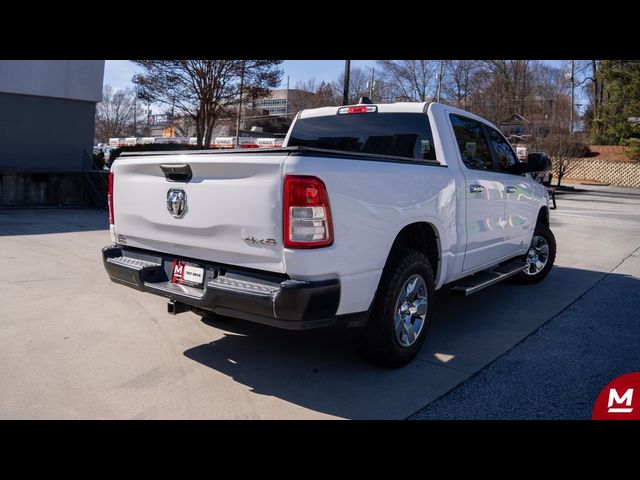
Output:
[{"xmin": 1, "ymin": 183, "xmax": 639, "ymax": 419}]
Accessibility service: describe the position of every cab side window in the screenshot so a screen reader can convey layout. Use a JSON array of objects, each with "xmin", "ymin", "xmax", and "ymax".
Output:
[
  {"xmin": 486, "ymin": 127, "xmax": 519, "ymax": 173},
  {"xmin": 449, "ymin": 114, "xmax": 493, "ymax": 170}
]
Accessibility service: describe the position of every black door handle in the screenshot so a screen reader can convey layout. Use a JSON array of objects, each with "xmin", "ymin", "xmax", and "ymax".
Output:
[{"xmin": 160, "ymin": 164, "xmax": 192, "ymax": 182}]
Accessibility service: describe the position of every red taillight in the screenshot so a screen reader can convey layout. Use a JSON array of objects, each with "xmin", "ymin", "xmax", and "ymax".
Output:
[
  {"xmin": 284, "ymin": 175, "xmax": 333, "ymax": 249},
  {"xmin": 337, "ymin": 105, "xmax": 377, "ymax": 114},
  {"xmin": 108, "ymin": 172, "xmax": 114, "ymax": 225}
]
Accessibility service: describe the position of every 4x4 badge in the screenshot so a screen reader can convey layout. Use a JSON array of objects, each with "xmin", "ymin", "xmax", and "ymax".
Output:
[{"xmin": 243, "ymin": 236, "xmax": 277, "ymax": 247}]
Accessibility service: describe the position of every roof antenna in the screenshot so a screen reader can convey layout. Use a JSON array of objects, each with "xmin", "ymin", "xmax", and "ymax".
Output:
[{"xmin": 358, "ymin": 96, "xmax": 373, "ymax": 104}]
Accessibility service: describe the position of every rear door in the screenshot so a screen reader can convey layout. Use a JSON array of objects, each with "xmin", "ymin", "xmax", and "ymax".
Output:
[
  {"xmin": 448, "ymin": 114, "xmax": 508, "ymax": 272},
  {"xmin": 111, "ymin": 152, "xmax": 287, "ymax": 273}
]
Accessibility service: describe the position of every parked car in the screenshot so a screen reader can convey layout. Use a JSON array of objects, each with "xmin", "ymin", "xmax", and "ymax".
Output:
[{"xmin": 102, "ymin": 101, "xmax": 555, "ymax": 367}]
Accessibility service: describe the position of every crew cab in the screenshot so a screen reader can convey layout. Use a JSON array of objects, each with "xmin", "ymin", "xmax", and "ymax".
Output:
[{"xmin": 102, "ymin": 101, "xmax": 556, "ymax": 367}]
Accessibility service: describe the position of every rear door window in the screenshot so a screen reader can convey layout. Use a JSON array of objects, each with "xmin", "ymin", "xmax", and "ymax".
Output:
[{"xmin": 287, "ymin": 112, "xmax": 437, "ymax": 162}]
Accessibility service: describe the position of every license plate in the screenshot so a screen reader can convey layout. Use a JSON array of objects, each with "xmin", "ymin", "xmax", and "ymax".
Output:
[{"xmin": 170, "ymin": 260, "xmax": 205, "ymax": 288}]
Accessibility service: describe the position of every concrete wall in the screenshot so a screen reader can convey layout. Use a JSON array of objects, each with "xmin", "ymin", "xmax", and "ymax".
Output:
[
  {"xmin": 0, "ymin": 61, "xmax": 104, "ymax": 206},
  {"xmin": 0, "ymin": 172, "xmax": 92, "ymax": 206},
  {"xmin": 0, "ymin": 92, "xmax": 96, "ymax": 172},
  {"xmin": 0, "ymin": 60, "xmax": 104, "ymax": 102}
]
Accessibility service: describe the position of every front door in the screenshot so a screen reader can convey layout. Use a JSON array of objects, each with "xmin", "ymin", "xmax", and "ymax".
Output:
[
  {"xmin": 485, "ymin": 126, "xmax": 538, "ymax": 258},
  {"xmin": 448, "ymin": 114, "xmax": 508, "ymax": 272}
]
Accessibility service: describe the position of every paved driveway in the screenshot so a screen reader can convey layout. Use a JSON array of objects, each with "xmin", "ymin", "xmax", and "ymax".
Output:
[{"xmin": 1, "ymin": 183, "xmax": 639, "ymax": 419}]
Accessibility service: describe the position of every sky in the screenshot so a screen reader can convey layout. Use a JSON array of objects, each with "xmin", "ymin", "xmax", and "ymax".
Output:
[
  {"xmin": 103, "ymin": 60, "xmax": 377, "ymax": 91},
  {"xmin": 104, "ymin": 60, "xmax": 585, "ymax": 114}
]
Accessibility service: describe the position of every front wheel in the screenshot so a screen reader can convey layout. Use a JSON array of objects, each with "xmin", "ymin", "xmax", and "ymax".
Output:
[
  {"xmin": 352, "ymin": 249, "xmax": 435, "ymax": 368},
  {"xmin": 513, "ymin": 222, "xmax": 556, "ymax": 284}
]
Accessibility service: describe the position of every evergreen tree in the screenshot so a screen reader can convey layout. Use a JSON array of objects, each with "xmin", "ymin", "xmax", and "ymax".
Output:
[{"xmin": 598, "ymin": 60, "xmax": 640, "ymax": 144}]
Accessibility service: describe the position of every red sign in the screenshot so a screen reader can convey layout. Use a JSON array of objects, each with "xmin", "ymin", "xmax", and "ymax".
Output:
[{"xmin": 171, "ymin": 260, "xmax": 185, "ymax": 284}]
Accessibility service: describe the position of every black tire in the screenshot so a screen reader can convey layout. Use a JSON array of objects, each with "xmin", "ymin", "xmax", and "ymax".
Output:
[
  {"xmin": 352, "ymin": 249, "xmax": 435, "ymax": 368},
  {"xmin": 513, "ymin": 222, "xmax": 556, "ymax": 284}
]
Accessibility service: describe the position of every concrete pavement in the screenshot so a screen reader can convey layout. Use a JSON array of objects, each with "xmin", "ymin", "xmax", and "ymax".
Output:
[
  {"xmin": 411, "ymin": 247, "xmax": 640, "ymax": 419},
  {"xmin": 1, "ymin": 183, "xmax": 638, "ymax": 419}
]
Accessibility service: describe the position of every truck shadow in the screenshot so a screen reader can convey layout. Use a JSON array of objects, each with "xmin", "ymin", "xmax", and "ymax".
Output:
[
  {"xmin": 183, "ymin": 265, "xmax": 616, "ymax": 419},
  {"xmin": 183, "ymin": 319, "xmax": 404, "ymax": 419},
  {"xmin": 0, "ymin": 208, "xmax": 108, "ymax": 236}
]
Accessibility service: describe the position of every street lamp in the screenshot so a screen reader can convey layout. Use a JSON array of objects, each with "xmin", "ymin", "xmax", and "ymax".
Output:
[{"xmin": 566, "ymin": 60, "xmax": 575, "ymax": 135}]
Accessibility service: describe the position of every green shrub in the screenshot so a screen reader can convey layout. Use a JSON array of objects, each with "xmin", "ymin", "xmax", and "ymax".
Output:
[
  {"xmin": 620, "ymin": 138, "xmax": 640, "ymax": 160},
  {"xmin": 590, "ymin": 132, "xmax": 617, "ymax": 146}
]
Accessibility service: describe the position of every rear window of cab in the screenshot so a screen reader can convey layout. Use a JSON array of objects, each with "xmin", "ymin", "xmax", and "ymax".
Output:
[{"xmin": 287, "ymin": 112, "xmax": 437, "ymax": 162}]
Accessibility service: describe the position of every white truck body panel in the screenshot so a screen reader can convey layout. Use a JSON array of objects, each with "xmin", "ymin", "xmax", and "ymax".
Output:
[{"xmin": 112, "ymin": 154, "xmax": 286, "ymax": 272}]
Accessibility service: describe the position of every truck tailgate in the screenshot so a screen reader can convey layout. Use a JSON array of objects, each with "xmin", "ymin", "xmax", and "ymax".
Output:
[{"xmin": 111, "ymin": 152, "xmax": 286, "ymax": 273}]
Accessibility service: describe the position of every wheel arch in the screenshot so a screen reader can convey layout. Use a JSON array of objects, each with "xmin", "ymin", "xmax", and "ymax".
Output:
[
  {"xmin": 386, "ymin": 222, "xmax": 441, "ymax": 282},
  {"xmin": 537, "ymin": 206, "xmax": 550, "ymax": 227}
]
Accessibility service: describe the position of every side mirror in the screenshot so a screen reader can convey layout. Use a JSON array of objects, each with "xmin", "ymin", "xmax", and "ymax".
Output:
[{"xmin": 524, "ymin": 152, "xmax": 552, "ymax": 173}]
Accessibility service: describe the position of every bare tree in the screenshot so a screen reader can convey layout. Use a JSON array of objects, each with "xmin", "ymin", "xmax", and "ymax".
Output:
[
  {"xmin": 174, "ymin": 116, "xmax": 197, "ymax": 137},
  {"xmin": 530, "ymin": 63, "xmax": 572, "ymax": 134},
  {"xmin": 315, "ymin": 80, "xmax": 339, "ymax": 106},
  {"xmin": 470, "ymin": 60, "xmax": 542, "ymax": 124},
  {"xmin": 534, "ymin": 132, "xmax": 587, "ymax": 186},
  {"xmin": 575, "ymin": 60, "xmax": 603, "ymax": 140},
  {"xmin": 133, "ymin": 60, "xmax": 282, "ymax": 148},
  {"xmin": 332, "ymin": 67, "xmax": 370, "ymax": 104},
  {"xmin": 292, "ymin": 79, "xmax": 340, "ymax": 109},
  {"xmin": 297, "ymin": 72, "xmax": 391, "ymax": 107},
  {"xmin": 376, "ymin": 60, "xmax": 439, "ymax": 102},
  {"xmin": 294, "ymin": 78, "xmax": 319, "ymax": 95},
  {"xmin": 95, "ymin": 85, "xmax": 140, "ymax": 142},
  {"xmin": 441, "ymin": 60, "xmax": 482, "ymax": 108}
]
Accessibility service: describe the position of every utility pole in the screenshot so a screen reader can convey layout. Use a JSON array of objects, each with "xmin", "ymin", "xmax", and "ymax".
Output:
[
  {"xmin": 570, "ymin": 59, "xmax": 575, "ymax": 135},
  {"xmin": 285, "ymin": 75, "xmax": 289, "ymax": 117},
  {"xmin": 368, "ymin": 68, "xmax": 375, "ymax": 100},
  {"xmin": 133, "ymin": 97, "xmax": 137, "ymax": 137},
  {"xmin": 342, "ymin": 60, "xmax": 351, "ymax": 105},
  {"xmin": 170, "ymin": 96, "xmax": 175, "ymax": 137},
  {"xmin": 235, "ymin": 60, "xmax": 246, "ymax": 148},
  {"xmin": 436, "ymin": 60, "xmax": 444, "ymax": 102},
  {"xmin": 133, "ymin": 85, "xmax": 139, "ymax": 137}
]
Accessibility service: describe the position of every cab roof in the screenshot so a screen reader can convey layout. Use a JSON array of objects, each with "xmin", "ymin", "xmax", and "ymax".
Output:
[{"xmin": 297, "ymin": 101, "xmax": 430, "ymax": 119}]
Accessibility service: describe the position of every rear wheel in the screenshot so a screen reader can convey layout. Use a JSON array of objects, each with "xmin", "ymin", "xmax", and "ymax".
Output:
[
  {"xmin": 352, "ymin": 249, "xmax": 435, "ymax": 368},
  {"xmin": 513, "ymin": 222, "xmax": 556, "ymax": 284}
]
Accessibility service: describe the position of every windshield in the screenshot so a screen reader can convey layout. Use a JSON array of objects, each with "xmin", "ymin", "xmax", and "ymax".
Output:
[{"xmin": 287, "ymin": 112, "xmax": 437, "ymax": 162}]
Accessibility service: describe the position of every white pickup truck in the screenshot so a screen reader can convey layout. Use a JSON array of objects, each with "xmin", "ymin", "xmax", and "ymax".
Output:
[{"xmin": 103, "ymin": 101, "xmax": 555, "ymax": 367}]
